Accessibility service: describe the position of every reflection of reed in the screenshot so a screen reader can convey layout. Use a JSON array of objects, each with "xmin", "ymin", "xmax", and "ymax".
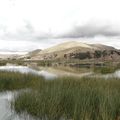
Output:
[{"xmin": 39, "ymin": 66, "xmax": 93, "ymax": 78}]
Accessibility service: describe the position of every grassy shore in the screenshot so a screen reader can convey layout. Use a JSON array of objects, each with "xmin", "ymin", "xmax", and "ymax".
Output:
[
  {"xmin": 11, "ymin": 76, "xmax": 120, "ymax": 120},
  {"xmin": 0, "ymin": 71, "xmax": 120, "ymax": 120},
  {"xmin": 0, "ymin": 71, "xmax": 44, "ymax": 91}
]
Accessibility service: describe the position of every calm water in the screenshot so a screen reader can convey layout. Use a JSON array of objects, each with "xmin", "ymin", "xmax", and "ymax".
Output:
[
  {"xmin": 0, "ymin": 66, "xmax": 57, "ymax": 80},
  {"xmin": 0, "ymin": 90, "xmax": 37, "ymax": 120},
  {"xmin": 0, "ymin": 65, "xmax": 120, "ymax": 79},
  {"xmin": 0, "ymin": 91, "xmax": 25, "ymax": 120},
  {"xmin": 0, "ymin": 64, "xmax": 120, "ymax": 120}
]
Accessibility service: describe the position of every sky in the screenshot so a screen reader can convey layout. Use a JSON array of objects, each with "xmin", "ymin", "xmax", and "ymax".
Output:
[{"xmin": 1, "ymin": 0, "xmax": 120, "ymax": 54}]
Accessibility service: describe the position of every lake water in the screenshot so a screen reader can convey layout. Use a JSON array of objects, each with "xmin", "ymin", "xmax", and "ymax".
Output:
[
  {"xmin": 0, "ymin": 90, "xmax": 37, "ymax": 120},
  {"xmin": 0, "ymin": 64, "xmax": 120, "ymax": 120},
  {"xmin": 0, "ymin": 65, "xmax": 120, "ymax": 79},
  {"xmin": 0, "ymin": 91, "xmax": 25, "ymax": 120},
  {"xmin": 0, "ymin": 66, "xmax": 57, "ymax": 80}
]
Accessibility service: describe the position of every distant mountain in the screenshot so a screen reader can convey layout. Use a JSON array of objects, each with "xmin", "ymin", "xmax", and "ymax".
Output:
[
  {"xmin": 0, "ymin": 54, "xmax": 19, "ymax": 60},
  {"xmin": 25, "ymin": 41, "xmax": 120, "ymax": 61},
  {"xmin": 1, "ymin": 41, "xmax": 119, "ymax": 62},
  {"xmin": 27, "ymin": 41, "xmax": 120, "ymax": 61},
  {"xmin": 28, "ymin": 49, "xmax": 42, "ymax": 57}
]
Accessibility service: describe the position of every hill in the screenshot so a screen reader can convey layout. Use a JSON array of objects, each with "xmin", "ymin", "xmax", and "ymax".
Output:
[{"xmin": 27, "ymin": 41, "xmax": 120, "ymax": 61}]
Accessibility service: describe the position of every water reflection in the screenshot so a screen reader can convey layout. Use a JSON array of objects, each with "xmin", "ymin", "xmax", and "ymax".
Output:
[
  {"xmin": 0, "ymin": 65, "xmax": 94, "ymax": 79},
  {"xmin": 0, "ymin": 91, "xmax": 23, "ymax": 120},
  {"xmin": 0, "ymin": 64, "xmax": 120, "ymax": 79},
  {"xmin": 0, "ymin": 66, "xmax": 57, "ymax": 80},
  {"xmin": 0, "ymin": 92, "xmax": 13, "ymax": 120},
  {"xmin": 93, "ymin": 69, "xmax": 120, "ymax": 79},
  {"xmin": 0, "ymin": 91, "xmax": 36, "ymax": 120}
]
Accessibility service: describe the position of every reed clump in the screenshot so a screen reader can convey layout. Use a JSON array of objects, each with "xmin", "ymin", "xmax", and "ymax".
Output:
[{"xmin": 12, "ymin": 76, "xmax": 120, "ymax": 120}]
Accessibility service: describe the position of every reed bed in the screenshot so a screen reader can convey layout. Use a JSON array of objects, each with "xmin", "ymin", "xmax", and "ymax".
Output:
[
  {"xmin": 12, "ymin": 76, "xmax": 120, "ymax": 120},
  {"xmin": 0, "ymin": 71, "xmax": 120, "ymax": 120},
  {"xmin": 0, "ymin": 71, "xmax": 44, "ymax": 91}
]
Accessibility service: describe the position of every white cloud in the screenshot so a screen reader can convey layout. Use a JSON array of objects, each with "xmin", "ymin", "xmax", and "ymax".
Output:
[{"xmin": 0, "ymin": 0, "xmax": 120, "ymax": 52}]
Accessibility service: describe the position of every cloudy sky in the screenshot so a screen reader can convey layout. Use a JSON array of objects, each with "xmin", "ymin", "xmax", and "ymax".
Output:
[{"xmin": 1, "ymin": 0, "xmax": 120, "ymax": 54}]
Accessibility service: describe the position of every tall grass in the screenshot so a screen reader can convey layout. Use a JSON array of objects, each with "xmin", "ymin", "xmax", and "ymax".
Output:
[
  {"xmin": 0, "ymin": 71, "xmax": 44, "ymax": 91},
  {"xmin": 0, "ymin": 61, "xmax": 7, "ymax": 66},
  {"xmin": 0, "ymin": 70, "xmax": 120, "ymax": 120},
  {"xmin": 94, "ymin": 66, "xmax": 117, "ymax": 74},
  {"xmin": 12, "ymin": 77, "xmax": 120, "ymax": 120},
  {"xmin": 93, "ymin": 64, "xmax": 120, "ymax": 74}
]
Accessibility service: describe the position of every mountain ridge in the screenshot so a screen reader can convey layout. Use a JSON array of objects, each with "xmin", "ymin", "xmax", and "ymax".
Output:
[
  {"xmin": 27, "ymin": 41, "xmax": 120, "ymax": 61},
  {"xmin": 0, "ymin": 41, "xmax": 119, "ymax": 61}
]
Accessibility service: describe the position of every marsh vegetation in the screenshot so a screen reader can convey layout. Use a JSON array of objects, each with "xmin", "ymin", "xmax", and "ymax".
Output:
[
  {"xmin": 0, "ymin": 63, "xmax": 120, "ymax": 120},
  {"xmin": 13, "ymin": 77, "xmax": 120, "ymax": 120}
]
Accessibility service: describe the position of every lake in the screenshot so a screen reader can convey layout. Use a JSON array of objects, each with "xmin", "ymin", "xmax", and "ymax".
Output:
[
  {"xmin": 0, "ymin": 64, "xmax": 120, "ymax": 120},
  {"xmin": 0, "ymin": 64, "xmax": 120, "ymax": 79}
]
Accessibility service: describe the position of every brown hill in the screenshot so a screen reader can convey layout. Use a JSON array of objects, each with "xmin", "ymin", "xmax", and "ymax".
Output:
[{"xmin": 28, "ymin": 41, "xmax": 120, "ymax": 61}]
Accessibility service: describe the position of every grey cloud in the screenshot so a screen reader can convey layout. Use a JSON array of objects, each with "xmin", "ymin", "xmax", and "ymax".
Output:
[
  {"xmin": 0, "ymin": 21, "xmax": 53, "ymax": 41},
  {"xmin": 1, "ymin": 21, "xmax": 120, "ymax": 43},
  {"xmin": 23, "ymin": 21, "xmax": 34, "ymax": 33},
  {"xmin": 0, "ymin": 21, "xmax": 35, "ymax": 41},
  {"xmin": 59, "ymin": 24, "xmax": 120, "ymax": 38}
]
